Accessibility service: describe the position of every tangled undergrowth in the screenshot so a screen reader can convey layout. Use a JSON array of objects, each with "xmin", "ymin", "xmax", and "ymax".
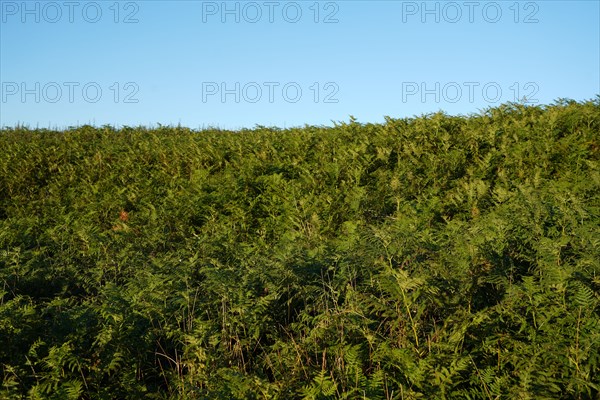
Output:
[{"xmin": 1, "ymin": 99, "xmax": 599, "ymax": 399}]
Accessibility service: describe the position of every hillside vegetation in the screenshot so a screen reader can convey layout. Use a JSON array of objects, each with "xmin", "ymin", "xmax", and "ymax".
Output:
[{"xmin": 1, "ymin": 99, "xmax": 599, "ymax": 399}]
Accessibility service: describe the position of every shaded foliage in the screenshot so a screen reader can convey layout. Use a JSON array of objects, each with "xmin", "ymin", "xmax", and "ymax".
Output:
[{"xmin": 1, "ymin": 99, "xmax": 599, "ymax": 398}]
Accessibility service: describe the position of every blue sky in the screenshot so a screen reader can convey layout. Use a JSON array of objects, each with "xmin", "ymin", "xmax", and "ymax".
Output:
[{"xmin": 1, "ymin": 0, "xmax": 599, "ymax": 129}]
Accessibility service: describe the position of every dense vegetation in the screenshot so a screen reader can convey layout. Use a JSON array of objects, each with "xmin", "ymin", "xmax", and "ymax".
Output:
[{"xmin": 1, "ymin": 99, "xmax": 599, "ymax": 399}]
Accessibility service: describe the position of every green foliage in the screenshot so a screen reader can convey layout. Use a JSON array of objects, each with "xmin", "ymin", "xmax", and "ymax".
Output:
[{"xmin": 1, "ymin": 99, "xmax": 599, "ymax": 398}]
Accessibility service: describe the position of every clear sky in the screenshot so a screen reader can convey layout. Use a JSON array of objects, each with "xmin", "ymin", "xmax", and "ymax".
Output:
[{"xmin": 1, "ymin": 0, "xmax": 599, "ymax": 129}]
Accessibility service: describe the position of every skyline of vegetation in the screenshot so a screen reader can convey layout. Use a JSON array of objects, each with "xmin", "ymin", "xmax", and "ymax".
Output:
[{"xmin": 1, "ymin": 98, "xmax": 599, "ymax": 399}]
